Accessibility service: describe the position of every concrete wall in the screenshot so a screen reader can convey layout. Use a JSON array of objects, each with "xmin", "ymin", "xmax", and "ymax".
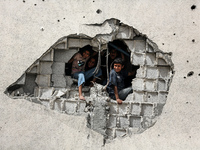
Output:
[{"xmin": 1, "ymin": 0, "xmax": 200, "ymax": 149}]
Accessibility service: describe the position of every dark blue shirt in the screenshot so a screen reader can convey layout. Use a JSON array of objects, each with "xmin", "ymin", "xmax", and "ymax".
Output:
[{"xmin": 107, "ymin": 69, "xmax": 128, "ymax": 99}]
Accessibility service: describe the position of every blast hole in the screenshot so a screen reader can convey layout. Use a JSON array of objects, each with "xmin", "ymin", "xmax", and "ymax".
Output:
[
  {"xmin": 191, "ymin": 5, "xmax": 196, "ymax": 10},
  {"xmin": 187, "ymin": 71, "xmax": 194, "ymax": 77}
]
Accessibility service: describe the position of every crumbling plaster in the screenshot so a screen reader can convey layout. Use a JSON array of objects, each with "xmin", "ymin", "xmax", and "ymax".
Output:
[{"xmin": 1, "ymin": 0, "xmax": 200, "ymax": 150}]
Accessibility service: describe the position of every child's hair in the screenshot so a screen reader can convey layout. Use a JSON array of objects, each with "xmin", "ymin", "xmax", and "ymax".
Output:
[{"xmin": 113, "ymin": 58, "xmax": 124, "ymax": 66}]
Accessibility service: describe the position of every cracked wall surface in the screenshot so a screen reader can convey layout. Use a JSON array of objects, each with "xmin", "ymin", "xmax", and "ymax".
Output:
[{"xmin": 5, "ymin": 19, "xmax": 174, "ymax": 141}]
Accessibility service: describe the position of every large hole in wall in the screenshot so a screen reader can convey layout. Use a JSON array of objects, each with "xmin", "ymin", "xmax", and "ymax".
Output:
[{"xmin": 5, "ymin": 19, "xmax": 174, "ymax": 142}]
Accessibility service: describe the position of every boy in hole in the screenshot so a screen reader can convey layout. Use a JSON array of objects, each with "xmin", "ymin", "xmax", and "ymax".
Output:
[
  {"xmin": 107, "ymin": 58, "xmax": 133, "ymax": 104},
  {"xmin": 68, "ymin": 49, "xmax": 90, "ymax": 100}
]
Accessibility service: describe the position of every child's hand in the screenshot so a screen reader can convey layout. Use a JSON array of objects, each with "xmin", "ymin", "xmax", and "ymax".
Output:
[{"xmin": 116, "ymin": 98, "xmax": 123, "ymax": 104}]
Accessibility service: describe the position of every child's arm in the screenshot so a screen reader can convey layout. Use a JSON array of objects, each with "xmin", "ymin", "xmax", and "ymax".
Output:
[{"xmin": 114, "ymin": 86, "xmax": 123, "ymax": 104}]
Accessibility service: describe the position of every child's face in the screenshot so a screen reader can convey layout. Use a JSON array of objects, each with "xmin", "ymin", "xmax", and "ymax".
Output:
[
  {"xmin": 114, "ymin": 63, "xmax": 123, "ymax": 73},
  {"xmin": 82, "ymin": 50, "xmax": 90, "ymax": 59},
  {"xmin": 88, "ymin": 58, "xmax": 96, "ymax": 68},
  {"xmin": 110, "ymin": 49, "xmax": 117, "ymax": 60}
]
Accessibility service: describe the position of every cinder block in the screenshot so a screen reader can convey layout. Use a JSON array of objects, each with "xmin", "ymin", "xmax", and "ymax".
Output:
[
  {"xmin": 67, "ymin": 38, "xmax": 91, "ymax": 48},
  {"xmin": 146, "ymin": 67, "xmax": 159, "ymax": 79},
  {"xmin": 133, "ymin": 40, "xmax": 146, "ymax": 53},
  {"xmin": 52, "ymin": 62, "xmax": 65, "ymax": 75},
  {"xmin": 115, "ymin": 129, "xmax": 126, "ymax": 137},
  {"xmin": 124, "ymin": 40, "xmax": 134, "ymax": 52},
  {"xmin": 28, "ymin": 65, "xmax": 38, "ymax": 74},
  {"xmin": 24, "ymin": 73, "xmax": 37, "ymax": 94},
  {"xmin": 39, "ymin": 62, "xmax": 53, "ymax": 75},
  {"xmin": 54, "ymin": 42, "xmax": 66, "ymax": 49},
  {"xmin": 107, "ymin": 115, "xmax": 117, "ymax": 128},
  {"xmin": 54, "ymin": 49, "xmax": 78, "ymax": 62},
  {"xmin": 129, "ymin": 116, "xmax": 141, "ymax": 128},
  {"xmin": 141, "ymin": 104, "xmax": 153, "ymax": 116},
  {"xmin": 116, "ymin": 26, "xmax": 134, "ymax": 39},
  {"xmin": 132, "ymin": 53, "xmax": 145, "ymax": 65},
  {"xmin": 133, "ymin": 91, "xmax": 144, "ymax": 102},
  {"xmin": 157, "ymin": 79, "xmax": 167, "ymax": 91},
  {"xmin": 77, "ymin": 102, "xmax": 86, "ymax": 114},
  {"xmin": 35, "ymin": 75, "xmax": 51, "ymax": 87},
  {"xmin": 130, "ymin": 103, "xmax": 141, "ymax": 116},
  {"xmin": 106, "ymin": 128, "xmax": 115, "ymax": 139},
  {"xmin": 132, "ymin": 78, "xmax": 144, "ymax": 91},
  {"xmin": 146, "ymin": 92, "xmax": 158, "ymax": 103},
  {"xmin": 109, "ymin": 102, "xmax": 118, "ymax": 114},
  {"xmin": 146, "ymin": 53, "xmax": 156, "ymax": 66},
  {"xmin": 38, "ymin": 87, "xmax": 54, "ymax": 99},
  {"xmin": 147, "ymin": 44, "xmax": 154, "ymax": 53},
  {"xmin": 158, "ymin": 92, "xmax": 168, "ymax": 103},
  {"xmin": 120, "ymin": 116, "xmax": 129, "ymax": 128},
  {"xmin": 158, "ymin": 58, "xmax": 167, "ymax": 65},
  {"xmin": 64, "ymin": 101, "xmax": 77, "ymax": 114},
  {"xmin": 52, "ymin": 74, "xmax": 66, "ymax": 88},
  {"xmin": 145, "ymin": 79, "xmax": 156, "ymax": 91},
  {"xmin": 136, "ymin": 66, "xmax": 145, "ymax": 78},
  {"xmin": 118, "ymin": 103, "xmax": 129, "ymax": 115},
  {"xmin": 40, "ymin": 49, "xmax": 54, "ymax": 61},
  {"xmin": 54, "ymin": 100, "xmax": 62, "ymax": 111},
  {"xmin": 158, "ymin": 67, "xmax": 170, "ymax": 79}
]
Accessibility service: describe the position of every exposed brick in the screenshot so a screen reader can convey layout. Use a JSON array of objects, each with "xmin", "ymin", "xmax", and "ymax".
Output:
[
  {"xmin": 145, "ymin": 92, "xmax": 158, "ymax": 103},
  {"xmin": 54, "ymin": 42, "xmax": 66, "ymax": 49},
  {"xmin": 141, "ymin": 104, "xmax": 153, "ymax": 116},
  {"xmin": 133, "ymin": 91, "xmax": 145, "ymax": 102},
  {"xmin": 132, "ymin": 78, "xmax": 145, "ymax": 91},
  {"xmin": 40, "ymin": 49, "xmax": 54, "ymax": 61},
  {"xmin": 39, "ymin": 61, "xmax": 52, "ymax": 75},
  {"xmin": 115, "ymin": 129, "xmax": 127, "ymax": 137},
  {"xmin": 107, "ymin": 115, "xmax": 117, "ymax": 128},
  {"xmin": 116, "ymin": 26, "xmax": 135, "ymax": 39},
  {"xmin": 145, "ymin": 79, "xmax": 156, "ymax": 91},
  {"xmin": 146, "ymin": 67, "xmax": 159, "ymax": 79},
  {"xmin": 109, "ymin": 103, "xmax": 118, "ymax": 114},
  {"xmin": 146, "ymin": 53, "xmax": 156, "ymax": 66},
  {"xmin": 54, "ymin": 99, "xmax": 62, "ymax": 111},
  {"xmin": 132, "ymin": 53, "xmax": 145, "ymax": 65},
  {"xmin": 130, "ymin": 103, "xmax": 141, "ymax": 116},
  {"xmin": 158, "ymin": 92, "xmax": 168, "ymax": 103},
  {"xmin": 119, "ymin": 116, "xmax": 129, "ymax": 128},
  {"xmin": 136, "ymin": 66, "xmax": 145, "ymax": 78},
  {"xmin": 67, "ymin": 38, "xmax": 91, "ymax": 48},
  {"xmin": 35, "ymin": 75, "xmax": 51, "ymax": 87},
  {"xmin": 133, "ymin": 40, "xmax": 146, "ymax": 53},
  {"xmin": 54, "ymin": 49, "xmax": 78, "ymax": 62},
  {"xmin": 118, "ymin": 103, "xmax": 129, "ymax": 115},
  {"xmin": 124, "ymin": 40, "xmax": 134, "ymax": 52},
  {"xmin": 157, "ymin": 79, "xmax": 167, "ymax": 91},
  {"xmin": 64, "ymin": 101, "xmax": 77, "ymax": 114},
  {"xmin": 129, "ymin": 116, "xmax": 141, "ymax": 128},
  {"xmin": 52, "ymin": 74, "xmax": 66, "ymax": 88},
  {"xmin": 52, "ymin": 62, "xmax": 65, "ymax": 75},
  {"xmin": 158, "ymin": 66, "xmax": 170, "ymax": 79}
]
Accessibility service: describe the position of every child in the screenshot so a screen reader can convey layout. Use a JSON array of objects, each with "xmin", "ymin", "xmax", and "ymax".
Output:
[
  {"xmin": 84, "ymin": 56, "xmax": 102, "ymax": 86},
  {"xmin": 107, "ymin": 58, "xmax": 133, "ymax": 104},
  {"xmin": 68, "ymin": 49, "xmax": 90, "ymax": 100}
]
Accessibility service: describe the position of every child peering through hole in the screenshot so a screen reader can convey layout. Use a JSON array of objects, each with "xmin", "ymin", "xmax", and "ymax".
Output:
[
  {"xmin": 106, "ymin": 58, "xmax": 135, "ymax": 104},
  {"xmin": 101, "ymin": 44, "xmax": 125, "ymax": 85},
  {"xmin": 68, "ymin": 47, "xmax": 102, "ymax": 100}
]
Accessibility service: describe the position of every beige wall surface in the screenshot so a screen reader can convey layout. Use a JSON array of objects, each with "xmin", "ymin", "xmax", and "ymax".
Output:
[{"xmin": 1, "ymin": 0, "xmax": 200, "ymax": 149}]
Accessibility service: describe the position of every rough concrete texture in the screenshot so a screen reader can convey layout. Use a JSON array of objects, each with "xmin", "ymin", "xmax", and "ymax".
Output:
[{"xmin": 1, "ymin": 0, "xmax": 200, "ymax": 149}]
